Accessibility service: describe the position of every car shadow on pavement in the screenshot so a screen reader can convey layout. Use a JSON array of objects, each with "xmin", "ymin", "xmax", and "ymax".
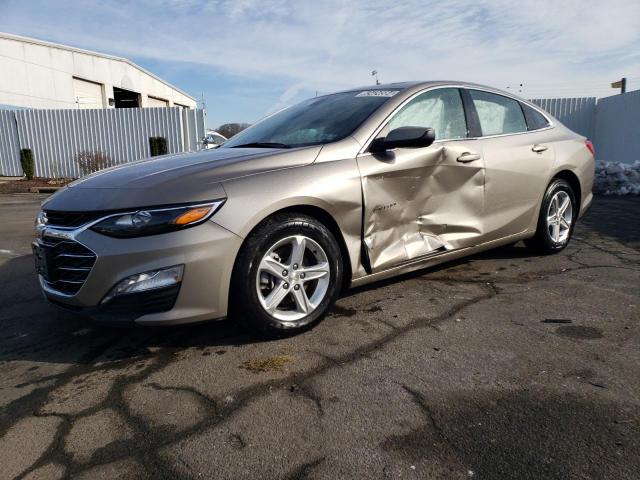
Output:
[
  {"xmin": 0, "ymin": 243, "xmax": 540, "ymax": 366},
  {"xmin": 0, "ymin": 254, "xmax": 268, "ymax": 366}
]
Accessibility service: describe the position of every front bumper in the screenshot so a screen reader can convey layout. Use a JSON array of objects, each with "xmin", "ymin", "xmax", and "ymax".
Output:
[
  {"xmin": 45, "ymin": 284, "xmax": 182, "ymax": 323},
  {"xmin": 39, "ymin": 220, "xmax": 243, "ymax": 325}
]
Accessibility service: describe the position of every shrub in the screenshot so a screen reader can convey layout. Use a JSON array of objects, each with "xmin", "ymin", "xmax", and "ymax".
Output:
[
  {"xmin": 74, "ymin": 151, "xmax": 110, "ymax": 175},
  {"xmin": 20, "ymin": 149, "xmax": 34, "ymax": 179},
  {"xmin": 149, "ymin": 137, "xmax": 168, "ymax": 157}
]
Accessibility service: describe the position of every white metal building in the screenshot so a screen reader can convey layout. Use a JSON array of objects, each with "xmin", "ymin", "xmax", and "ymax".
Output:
[{"xmin": 0, "ymin": 32, "xmax": 196, "ymax": 110}]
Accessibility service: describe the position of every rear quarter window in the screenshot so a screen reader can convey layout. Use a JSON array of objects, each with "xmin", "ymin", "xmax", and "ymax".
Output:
[{"xmin": 521, "ymin": 103, "xmax": 551, "ymax": 131}]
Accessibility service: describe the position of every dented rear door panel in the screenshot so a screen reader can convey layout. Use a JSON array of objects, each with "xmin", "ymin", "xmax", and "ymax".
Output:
[{"xmin": 357, "ymin": 141, "xmax": 485, "ymax": 272}]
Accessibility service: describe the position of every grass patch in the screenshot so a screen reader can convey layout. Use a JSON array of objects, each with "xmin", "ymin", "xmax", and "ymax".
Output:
[{"xmin": 240, "ymin": 355, "xmax": 294, "ymax": 373}]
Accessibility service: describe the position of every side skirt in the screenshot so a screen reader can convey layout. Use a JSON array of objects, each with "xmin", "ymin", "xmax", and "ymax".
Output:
[{"xmin": 349, "ymin": 231, "xmax": 532, "ymax": 288}]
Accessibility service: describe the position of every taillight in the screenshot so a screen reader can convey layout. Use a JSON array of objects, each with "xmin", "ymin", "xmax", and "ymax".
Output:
[{"xmin": 585, "ymin": 139, "xmax": 595, "ymax": 157}]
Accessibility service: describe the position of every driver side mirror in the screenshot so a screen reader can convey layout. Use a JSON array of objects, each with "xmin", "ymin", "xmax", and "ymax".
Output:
[
  {"xmin": 202, "ymin": 137, "xmax": 220, "ymax": 149},
  {"xmin": 369, "ymin": 127, "xmax": 436, "ymax": 153}
]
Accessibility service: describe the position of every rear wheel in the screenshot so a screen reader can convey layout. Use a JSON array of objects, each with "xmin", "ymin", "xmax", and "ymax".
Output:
[
  {"xmin": 525, "ymin": 178, "xmax": 576, "ymax": 254},
  {"xmin": 230, "ymin": 213, "xmax": 343, "ymax": 337}
]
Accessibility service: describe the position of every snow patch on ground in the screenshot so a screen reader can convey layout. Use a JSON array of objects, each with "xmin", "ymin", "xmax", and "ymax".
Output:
[{"xmin": 594, "ymin": 160, "xmax": 640, "ymax": 195}]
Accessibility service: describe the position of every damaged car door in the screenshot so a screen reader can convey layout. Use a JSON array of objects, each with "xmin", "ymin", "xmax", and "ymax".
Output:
[{"xmin": 357, "ymin": 87, "xmax": 485, "ymax": 272}]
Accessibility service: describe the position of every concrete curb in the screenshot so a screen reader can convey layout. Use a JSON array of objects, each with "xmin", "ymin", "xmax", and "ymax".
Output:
[
  {"xmin": 0, "ymin": 176, "xmax": 26, "ymax": 181},
  {"xmin": 30, "ymin": 186, "xmax": 60, "ymax": 193}
]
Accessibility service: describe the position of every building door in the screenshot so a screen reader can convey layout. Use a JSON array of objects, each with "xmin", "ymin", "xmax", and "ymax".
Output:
[
  {"xmin": 113, "ymin": 87, "xmax": 141, "ymax": 108},
  {"xmin": 147, "ymin": 96, "xmax": 169, "ymax": 107},
  {"xmin": 72, "ymin": 77, "xmax": 104, "ymax": 109}
]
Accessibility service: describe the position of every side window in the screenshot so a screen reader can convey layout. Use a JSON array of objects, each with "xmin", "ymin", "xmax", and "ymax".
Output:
[
  {"xmin": 469, "ymin": 90, "xmax": 527, "ymax": 136},
  {"xmin": 386, "ymin": 88, "xmax": 467, "ymax": 140},
  {"xmin": 521, "ymin": 103, "xmax": 550, "ymax": 131}
]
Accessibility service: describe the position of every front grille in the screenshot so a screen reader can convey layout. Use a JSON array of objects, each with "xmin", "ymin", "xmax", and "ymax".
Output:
[
  {"xmin": 44, "ymin": 210, "xmax": 105, "ymax": 228},
  {"xmin": 39, "ymin": 236, "xmax": 97, "ymax": 295}
]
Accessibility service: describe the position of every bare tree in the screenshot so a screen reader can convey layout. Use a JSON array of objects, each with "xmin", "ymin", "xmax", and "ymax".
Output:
[
  {"xmin": 74, "ymin": 151, "xmax": 110, "ymax": 175},
  {"xmin": 216, "ymin": 123, "xmax": 251, "ymax": 138}
]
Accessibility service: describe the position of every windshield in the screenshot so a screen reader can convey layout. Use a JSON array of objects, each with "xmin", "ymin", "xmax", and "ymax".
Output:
[{"xmin": 223, "ymin": 89, "xmax": 401, "ymax": 148}]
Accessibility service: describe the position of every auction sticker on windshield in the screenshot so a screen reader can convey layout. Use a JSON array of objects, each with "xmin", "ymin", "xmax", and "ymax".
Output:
[{"xmin": 355, "ymin": 90, "xmax": 399, "ymax": 97}]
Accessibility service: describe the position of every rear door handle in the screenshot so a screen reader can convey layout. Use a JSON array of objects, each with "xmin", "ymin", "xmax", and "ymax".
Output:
[
  {"xmin": 456, "ymin": 152, "xmax": 481, "ymax": 163},
  {"xmin": 532, "ymin": 144, "xmax": 548, "ymax": 153}
]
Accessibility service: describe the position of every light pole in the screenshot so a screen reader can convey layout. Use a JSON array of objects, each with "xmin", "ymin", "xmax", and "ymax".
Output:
[
  {"xmin": 371, "ymin": 70, "xmax": 380, "ymax": 85},
  {"xmin": 611, "ymin": 78, "xmax": 627, "ymax": 94}
]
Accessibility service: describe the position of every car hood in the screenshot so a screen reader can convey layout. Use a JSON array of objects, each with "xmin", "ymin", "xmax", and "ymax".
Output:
[{"xmin": 43, "ymin": 146, "xmax": 322, "ymax": 212}]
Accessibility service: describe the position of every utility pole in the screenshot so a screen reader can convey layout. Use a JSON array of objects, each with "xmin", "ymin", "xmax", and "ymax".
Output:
[
  {"xmin": 505, "ymin": 83, "xmax": 524, "ymax": 94},
  {"xmin": 611, "ymin": 77, "xmax": 627, "ymax": 94}
]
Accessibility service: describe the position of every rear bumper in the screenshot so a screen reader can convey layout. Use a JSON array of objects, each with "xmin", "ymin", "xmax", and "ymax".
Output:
[
  {"xmin": 579, "ymin": 191, "xmax": 593, "ymax": 219},
  {"xmin": 40, "ymin": 220, "xmax": 243, "ymax": 325}
]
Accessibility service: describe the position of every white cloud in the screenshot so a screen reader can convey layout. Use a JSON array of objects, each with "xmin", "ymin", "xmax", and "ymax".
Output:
[{"xmin": 1, "ymin": 0, "xmax": 639, "ymax": 109}]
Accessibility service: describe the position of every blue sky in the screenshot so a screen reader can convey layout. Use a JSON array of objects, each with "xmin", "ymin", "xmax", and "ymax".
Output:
[{"xmin": 1, "ymin": 0, "xmax": 639, "ymax": 129}]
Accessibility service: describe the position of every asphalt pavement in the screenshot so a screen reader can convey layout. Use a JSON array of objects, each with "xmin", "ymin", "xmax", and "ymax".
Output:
[{"xmin": 0, "ymin": 193, "xmax": 638, "ymax": 480}]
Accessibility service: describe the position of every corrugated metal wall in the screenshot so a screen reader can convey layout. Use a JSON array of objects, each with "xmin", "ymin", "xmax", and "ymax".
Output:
[
  {"xmin": 529, "ymin": 97, "xmax": 597, "ymax": 138},
  {"xmin": 530, "ymin": 93, "xmax": 639, "ymax": 162},
  {"xmin": 0, "ymin": 107, "xmax": 205, "ymax": 178},
  {"xmin": 181, "ymin": 108, "xmax": 206, "ymax": 153},
  {"xmin": 592, "ymin": 90, "xmax": 640, "ymax": 163},
  {"xmin": 0, "ymin": 110, "xmax": 22, "ymax": 176}
]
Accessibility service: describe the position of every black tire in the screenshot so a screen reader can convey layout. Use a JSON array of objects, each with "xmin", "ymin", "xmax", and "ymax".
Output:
[
  {"xmin": 230, "ymin": 213, "xmax": 343, "ymax": 337},
  {"xmin": 524, "ymin": 178, "xmax": 577, "ymax": 254}
]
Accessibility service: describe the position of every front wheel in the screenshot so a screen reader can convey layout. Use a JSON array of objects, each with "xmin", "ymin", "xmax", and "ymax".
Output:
[
  {"xmin": 525, "ymin": 178, "xmax": 577, "ymax": 254},
  {"xmin": 230, "ymin": 213, "xmax": 343, "ymax": 337}
]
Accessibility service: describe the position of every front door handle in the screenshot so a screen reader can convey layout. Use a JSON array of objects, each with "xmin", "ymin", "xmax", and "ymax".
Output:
[
  {"xmin": 532, "ymin": 144, "xmax": 548, "ymax": 153},
  {"xmin": 457, "ymin": 152, "xmax": 481, "ymax": 163}
]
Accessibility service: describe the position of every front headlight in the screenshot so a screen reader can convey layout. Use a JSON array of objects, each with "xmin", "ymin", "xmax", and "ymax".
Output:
[
  {"xmin": 91, "ymin": 200, "xmax": 225, "ymax": 238},
  {"xmin": 35, "ymin": 210, "xmax": 47, "ymax": 231},
  {"xmin": 101, "ymin": 265, "xmax": 184, "ymax": 303}
]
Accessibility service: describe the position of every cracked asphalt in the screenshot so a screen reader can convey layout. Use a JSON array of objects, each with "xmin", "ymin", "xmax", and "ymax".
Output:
[{"xmin": 0, "ymin": 193, "xmax": 639, "ymax": 480}]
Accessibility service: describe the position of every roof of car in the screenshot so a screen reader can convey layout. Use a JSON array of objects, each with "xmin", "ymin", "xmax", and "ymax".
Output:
[
  {"xmin": 345, "ymin": 80, "xmax": 501, "ymax": 92},
  {"xmin": 337, "ymin": 80, "xmax": 536, "ymax": 106}
]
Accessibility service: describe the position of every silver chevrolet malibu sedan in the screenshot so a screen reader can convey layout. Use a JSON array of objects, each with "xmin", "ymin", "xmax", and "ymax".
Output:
[{"xmin": 34, "ymin": 81, "xmax": 594, "ymax": 336}]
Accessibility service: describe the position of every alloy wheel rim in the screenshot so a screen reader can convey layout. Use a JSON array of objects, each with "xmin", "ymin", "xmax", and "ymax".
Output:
[
  {"xmin": 256, "ymin": 235, "xmax": 330, "ymax": 322},
  {"xmin": 547, "ymin": 191, "xmax": 573, "ymax": 243}
]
